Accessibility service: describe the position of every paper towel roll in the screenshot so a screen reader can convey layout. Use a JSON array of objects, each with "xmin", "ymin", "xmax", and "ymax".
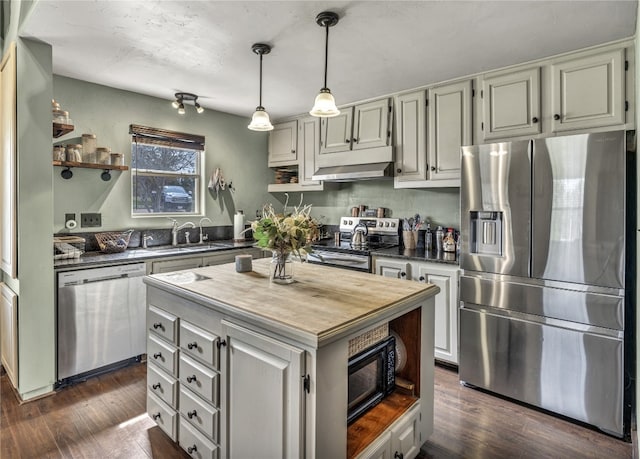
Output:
[{"xmin": 233, "ymin": 211, "xmax": 245, "ymax": 240}]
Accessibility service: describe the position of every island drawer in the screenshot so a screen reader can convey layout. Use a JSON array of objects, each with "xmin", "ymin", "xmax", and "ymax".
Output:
[
  {"xmin": 148, "ymin": 362, "xmax": 178, "ymax": 408},
  {"xmin": 147, "ymin": 391, "xmax": 178, "ymax": 441},
  {"xmin": 180, "ymin": 386, "xmax": 219, "ymax": 443},
  {"xmin": 179, "ymin": 417, "xmax": 219, "ymax": 459},
  {"xmin": 179, "ymin": 354, "xmax": 219, "ymax": 407},
  {"xmin": 148, "ymin": 305, "xmax": 178, "ymax": 344},
  {"xmin": 148, "ymin": 334, "xmax": 178, "ymax": 376},
  {"xmin": 180, "ymin": 320, "xmax": 220, "ymax": 369}
]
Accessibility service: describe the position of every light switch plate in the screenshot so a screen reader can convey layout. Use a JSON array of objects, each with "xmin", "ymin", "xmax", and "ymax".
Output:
[{"xmin": 81, "ymin": 212, "xmax": 102, "ymax": 227}]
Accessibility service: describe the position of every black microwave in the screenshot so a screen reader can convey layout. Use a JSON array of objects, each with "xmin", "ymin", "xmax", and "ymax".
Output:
[{"xmin": 347, "ymin": 335, "xmax": 396, "ymax": 424}]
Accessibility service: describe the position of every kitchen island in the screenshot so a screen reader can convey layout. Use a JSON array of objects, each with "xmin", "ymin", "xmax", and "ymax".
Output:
[{"xmin": 144, "ymin": 258, "xmax": 439, "ymax": 459}]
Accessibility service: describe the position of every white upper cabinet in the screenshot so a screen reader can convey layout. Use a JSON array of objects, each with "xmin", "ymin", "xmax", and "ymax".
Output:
[
  {"xmin": 319, "ymin": 109, "xmax": 353, "ymax": 154},
  {"xmin": 317, "ymin": 98, "xmax": 393, "ymax": 167},
  {"xmin": 353, "ymin": 99, "xmax": 391, "ymax": 150},
  {"xmin": 297, "ymin": 116, "xmax": 322, "ymax": 187},
  {"xmin": 394, "ymin": 80, "xmax": 471, "ymax": 188},
  {"xmin": 394, "ymin": 90, "xmax": 427, "ymax": 183},
  {"xmin": 550, "ymin": 48, "xmax": 626, "ymax": 132},
  {"xmin": 268, "ymin": 120, "xmax": 298, "ymax": 167},
  {"xmin": 427, "ymin": 80, "xmax": 472, "ymax": 182},
  {"xmin": 480, "ymin": 67, "xmax": 541, "ymax": 141}
]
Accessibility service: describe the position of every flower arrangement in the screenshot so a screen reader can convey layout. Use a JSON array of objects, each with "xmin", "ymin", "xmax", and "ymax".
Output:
[
  {"xmin": 250, "ymin": 195, "xmax": 320, "ymax": 257},
  {"xmin": 249, "ymin": 195, "xmax": 320, "ymax": 283}
]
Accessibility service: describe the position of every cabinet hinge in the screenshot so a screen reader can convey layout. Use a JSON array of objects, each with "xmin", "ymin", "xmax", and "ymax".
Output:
[
  {"xmin": 303, "ymin": 374, "xmax": 310, "ymax": 393},
  {"xmin": 626, "ymin": 101, "xmax": 629, "ymax": 112},
  {"xmin": 387, "ymin": 130, "xmax": 391, "ymax": 138},
  {"xmin": 625, "ymin": 60, "xmax": 629, "ymax": 71},
  {"xmin": 480, "ymin": 89, "xmax": 483, "ymax": 98},
  {"xmin": 481, "ymin": 121, "xmax": 484, "ymax": 131},
  {"xmin": 472, "ymin": 89, "xmax": 475, "ymax": 97},
  {"xmin": 388, "ymin": 105, "xmax": 392, "ymax": 114}
]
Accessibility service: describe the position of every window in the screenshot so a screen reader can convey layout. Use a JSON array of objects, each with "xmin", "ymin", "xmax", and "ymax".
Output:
[{"xmin": 130, "ymin": 124, "xmax": 204, "ymax": 216}]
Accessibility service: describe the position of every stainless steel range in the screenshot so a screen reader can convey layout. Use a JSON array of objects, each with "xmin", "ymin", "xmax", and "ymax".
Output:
[{"xmin": 307, "ymin": 217, "xmax": 400, "ymax": 272}]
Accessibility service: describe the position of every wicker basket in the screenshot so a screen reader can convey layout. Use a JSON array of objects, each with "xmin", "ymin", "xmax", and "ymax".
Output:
[{"xmin": 95, "ymin": 229, "xmax": 133, "ymax": 253}]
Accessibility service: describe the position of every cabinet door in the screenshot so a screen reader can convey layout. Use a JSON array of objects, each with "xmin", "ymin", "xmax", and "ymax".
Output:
[
  {"xmin": 297, "ymin": 116, "xmax": 322, "ymax": 186},
  {"xmin": 1, "ymin": 43, "xmax": 17, "ymax": 278},
  {"xmin": 319, "ymin": 108, "xmax": 353, "ymax": 154},
  {"xmin": 415, "ymin": 263, "xmax": 459, "ymax": 364},
  {"xmin": 428, "ymin": 80, "xmax": 472, "ymax": 182},
  {"xmin": 394, "ymin": 91, "xmax": 427, "ymax": 182},
  {"xmin": 357, "ymin": 431, "xmax": 392, "ymax": 459},
  {"xmin": 551, "ymin": 49, "xmax": 625, "ymax": 132},
  {"xmin": 373, "ymin": 258, "xmax": 411, "ymax": 280},
  {"xmin": 150, "ymin": 256, "xmax": 202, "ymax": 274},
  {"xmin": 0, "ymin": 282, "xmax": 18, "ymax": 387},
  {"xmin": 481, "ymin": 67, "xmax": 541, "ymax": 140},
  {"xmin": 390, "ymin": 405, "xmax": 420, "ymax": 459},
  {"xmin": 220, "ymin": 320, "xmax": 304, "ymax": 459},
  {"xmin": 353, "ymin": 98, "xmax": 390, "ymax": 150},
  {"xmin": 268, "ymin": 121, "xmax": 297, "ymax": 166}
]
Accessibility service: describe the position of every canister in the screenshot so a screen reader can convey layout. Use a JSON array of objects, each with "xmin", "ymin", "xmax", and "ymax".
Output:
[
  {"xmin": 53, "ymin": 145, "xmax": 65, "ymax": 161},
  {"xmin": 65, "ymin": 144, "xmax": 82, "ymax": 162},
  {"xmin": 96, "ymin": 147, "xmax": 111, "ymax": 164},
  {"xmin": 81, "ymin": 134, "xmax": 97, "ymax": 163},
  {"xmin": 110, "ymin": 153, "xmax": 124, "ymax": 166}
]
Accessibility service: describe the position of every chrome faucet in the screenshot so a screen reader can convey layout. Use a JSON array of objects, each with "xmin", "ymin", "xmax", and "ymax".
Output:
[
  {"xmin": 142, "ymin": 234, "xmax": 153, "ymax": 249},
  {"xmin": 168, "ymin": 218, "xmax": 196, "ymax": 246},
  {"xmin": 199, "ymin": 217, "xmax": 212, "ymax": 244}
]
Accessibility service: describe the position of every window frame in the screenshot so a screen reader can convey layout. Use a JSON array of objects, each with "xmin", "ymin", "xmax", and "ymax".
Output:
[{"xmin": 129, "ymin": 124, "xmax": 205, "ymax": 217}]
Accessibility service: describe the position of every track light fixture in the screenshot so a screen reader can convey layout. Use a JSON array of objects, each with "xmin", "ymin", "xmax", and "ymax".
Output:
[
  {"xmin": 310, "ymin": 11, "xmax": 340, "ymax": 117},
  {"xmin": 171, "ymin": 92, "xmax": 204, "ymax": 115},
  {"xmin": 248, "ymin": 43, "xmax": 274, "ymax": 131}
]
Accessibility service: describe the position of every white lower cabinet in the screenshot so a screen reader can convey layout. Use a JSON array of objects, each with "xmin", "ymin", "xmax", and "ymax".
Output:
[
  {"xmin": 150, "ymin": 248, "xmax": 264, "ymax": 274},
  {"xmin": 373, "ymin": 256, "xmax": 460, "ymax": 365},
  {"xmin": 147, "ymin": 391, "xmax": 178, "ymax": 441},
  {"xmin": 180, "ymin": 417, "xmax": 219, "ymax": 459},
  {"xmin": 357, "ymin": 404, "xmax": 421, "ymax": 459}
]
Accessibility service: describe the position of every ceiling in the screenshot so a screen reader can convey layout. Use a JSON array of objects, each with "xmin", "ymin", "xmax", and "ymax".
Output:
[{"xmin": 21, "ymin": 1, "xmax": 638, "ymax": 121}]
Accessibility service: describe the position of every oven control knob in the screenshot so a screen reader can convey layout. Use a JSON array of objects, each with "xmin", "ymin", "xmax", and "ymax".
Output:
[
  {"xmin": 342, "ymin": 219, "xmax": 347, "ymax": 225},
  {"xmin": 385, "ymin": 222, "xmax": 390, "ymax": 227},
  {"xmin": 391, "ymin": 222, "xmax": 396, "ymax": 227},
  {"xmin": 378, "ymin": 222, "xmax": 383, "ymax": 227},
  {"xmin": 348, "ymin": 220, "xmax": 353, "ymax": 225}
]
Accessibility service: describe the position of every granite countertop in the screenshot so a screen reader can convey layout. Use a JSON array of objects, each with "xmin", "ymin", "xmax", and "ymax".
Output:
[
  {"xmin": 371, "ymin": 247, "xmax": 459, "ymax": 265},
  {"xmin": 54, "ymin": 239, "xmax": 258, "ymax": 270},
  {"xmin": 145, "ymin": 258, "xmax": 439, "ymax": 347}
]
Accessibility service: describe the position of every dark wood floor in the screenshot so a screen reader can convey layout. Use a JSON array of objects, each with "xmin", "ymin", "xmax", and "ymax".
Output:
[{"xmin": 0, "ymin": 362, "xmax": 633, "ymax": 458}]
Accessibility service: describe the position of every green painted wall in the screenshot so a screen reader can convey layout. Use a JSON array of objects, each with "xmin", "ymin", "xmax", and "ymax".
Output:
[{"xmin": 53, "ymin": 76, "xmax": 272, "ymax": 232}]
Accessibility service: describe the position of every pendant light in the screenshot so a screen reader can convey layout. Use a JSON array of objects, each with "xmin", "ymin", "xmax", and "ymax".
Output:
[
  {"xmin": 309, "ymin": 11, "xmax": 340, "ymax": 117},
  {"xmin": 248, "ymin": 43, "xmax": 274, "ymax": 131}
]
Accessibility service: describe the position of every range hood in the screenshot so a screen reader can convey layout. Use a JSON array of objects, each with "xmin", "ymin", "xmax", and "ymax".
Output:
[{"xmin": 311, "ymin": 162, "xmax": 394, "ymax": 182}]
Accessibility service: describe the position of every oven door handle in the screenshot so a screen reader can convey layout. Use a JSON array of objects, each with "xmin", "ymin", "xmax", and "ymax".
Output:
[{"xmin": 311, "ymin": 252, "xmax": 367, "ymax": 264}]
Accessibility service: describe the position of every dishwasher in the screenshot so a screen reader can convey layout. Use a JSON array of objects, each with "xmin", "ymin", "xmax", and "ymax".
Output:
[{"xmin": 57, "ymin": 263, "xmax": 147, "ymax": 386}]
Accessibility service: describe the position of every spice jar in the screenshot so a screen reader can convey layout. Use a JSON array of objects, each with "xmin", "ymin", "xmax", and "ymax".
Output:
[
  {"xmin": 65, "ymin": 144, "xmax": 82, "ymax": 162},
  {"xmin": 96, "ymin": 147, "xmax": 111, "ymax": 164},
  {"xmin": 53, "ymin": 109, "xmax": 70, "ymax": 124},
  {"xmin": 81, "ymin": 134, "xmax": 97, "ymax": 163}
]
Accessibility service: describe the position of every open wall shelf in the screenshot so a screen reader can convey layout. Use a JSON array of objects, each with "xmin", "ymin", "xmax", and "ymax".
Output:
[{"xmin": 52, "ymin": 160, "xmax": 128, "ymax": 181}]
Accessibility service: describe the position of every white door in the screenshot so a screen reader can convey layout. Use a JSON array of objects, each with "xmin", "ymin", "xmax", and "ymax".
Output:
[
  {"xmin": 394, "ymin": 91, "xmax": 427, "ymax": 182},
  {"xmin": 297, "ymin": 116, "xmax": 322, "ymax": 186},
  {"xmin": 319, "ymin": 108, "xmax": 353, "ymax": 154},
  {"xmin": 428, "ymin": 80, "xmax": 472, "ymax": 181},
  {"xmin": 373, "ymin": 258, "xmax": 411, "ymax": 280},
  {"xmin": 0, "ymin": 282, "xmax": 18, "ymax": 387},
  {"xmin": 268, "ymin": 120, "xmax": 298, "ymax": 166},
  {"xmin": 353, "ymin": 98, "xmax": 390, "ymax": 150},
  {"xmin": 481, "ymin": 66, "xmax": 541, "ymax": 140},
  {"xmin": 551, "ymin": 49, "xmax": 625, "ymax": 132},
  {"xmin": 416, "ymin": 264, "xmax": 459, "ymax": 364},
  {"xmin": 1, "ymin": 43, "xmax": 17, "ymax": 278},
  {"xmin": 220, "ymin": 320, "xmax": 304, "ymax": 459}
]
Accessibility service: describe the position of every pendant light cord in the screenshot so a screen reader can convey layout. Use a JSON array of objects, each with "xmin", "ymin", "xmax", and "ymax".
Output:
[
  {"xmin": 259, "ymin": 52, "xmax": 264, "ymax": 108},
  {"xmin": 323, "ymin": 23, "xmax": 329, "ymax": 89}
]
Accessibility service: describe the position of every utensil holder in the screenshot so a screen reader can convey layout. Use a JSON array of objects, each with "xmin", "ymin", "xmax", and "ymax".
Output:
[{"xmin": 403, "ymin": 231, "xmax": 417, "ymax": 249}]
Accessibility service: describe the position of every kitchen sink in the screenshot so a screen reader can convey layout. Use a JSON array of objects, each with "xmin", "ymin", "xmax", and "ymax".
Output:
[{"xmin": 141, "ymin": 243, "xmax": 231, "ymax": 254}]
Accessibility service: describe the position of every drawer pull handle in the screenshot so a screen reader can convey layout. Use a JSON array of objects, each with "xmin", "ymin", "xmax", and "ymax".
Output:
[
  {"xmin": 554, "ymin": 114, "xmax": 561, "ymax": 121},
  {"xmin": 394, "ymin": 452, "xmax": 404, "ymax": 459},
  {"xmin": 186, "ymin": 375, "xmax": 197, "ymax": 383},
  {"xmin": 419, "ymin": 276, "xmax": 425, "ymax": 282},
  {"xmin": 187, "ymin": 342, "xmax": 198, "ymax": 350},
  {"xmin": 152, "ymin": 322, "xmax": 163, "ymax": 330},
  {"xmin": 153, "ymin": 353, "xmax": 162, "ymax": 360},
  {"xmin": 217, "ymin": 339, "xmax": 227, "ymax": 349},
  {"xmin": 152, "ymin": 383, "xmax": 161, "ymax": 390},
  {"xmin": 187, "ymin": 409, "xmax": 197, "ymax": 419},
  {"xmin": 152, "ymin": 412, "xmax": 161, "ymax": 420},
  {"xmin": 187, "ymin": 445, "xmax": 198, "ymax": 454}
]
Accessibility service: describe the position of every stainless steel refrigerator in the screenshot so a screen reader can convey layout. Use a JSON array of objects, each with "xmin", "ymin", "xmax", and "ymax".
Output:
[{"xmin": 459, "ymin": 130, "xmax": 634, "ymax": 438}]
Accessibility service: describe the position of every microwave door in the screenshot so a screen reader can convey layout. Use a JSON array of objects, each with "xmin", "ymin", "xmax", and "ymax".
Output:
[{"xmin": 460, "ymin": 140, "xmax": 532, "ymax": 277}]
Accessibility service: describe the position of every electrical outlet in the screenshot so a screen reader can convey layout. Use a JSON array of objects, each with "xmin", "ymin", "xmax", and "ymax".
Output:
[
  {"xmin": 65, "ymin": 213, "xmax": 75, "ymax": 224},
  {"xmin": 81, "ymin": 212, "xmax": 102, "ymax": 228}
]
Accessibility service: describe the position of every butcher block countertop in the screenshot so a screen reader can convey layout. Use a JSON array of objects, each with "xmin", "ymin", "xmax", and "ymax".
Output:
[{"xmin": 144, "ymin": 258, "xmax": 439, "ymax": 348}]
